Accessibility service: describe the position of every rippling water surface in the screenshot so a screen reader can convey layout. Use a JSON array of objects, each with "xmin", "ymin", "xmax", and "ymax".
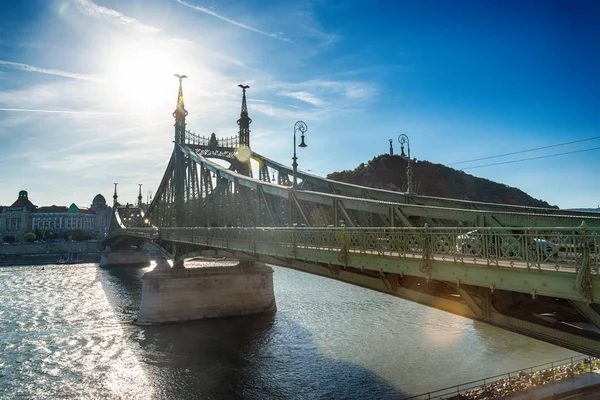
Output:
[{"xmin": 0, "ymin": 263, "xmax": 579, "ymax": 399}]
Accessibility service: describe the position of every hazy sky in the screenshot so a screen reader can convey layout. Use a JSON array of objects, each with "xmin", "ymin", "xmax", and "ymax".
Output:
[{"xmin": 0, "ymin": 0, "xmax": 598, "ymax": 209}]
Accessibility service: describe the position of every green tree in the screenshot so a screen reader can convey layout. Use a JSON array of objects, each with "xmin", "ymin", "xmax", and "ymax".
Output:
[{"xmin": 24, "ymin": 232, "xmax": 36, "ymax": 243}]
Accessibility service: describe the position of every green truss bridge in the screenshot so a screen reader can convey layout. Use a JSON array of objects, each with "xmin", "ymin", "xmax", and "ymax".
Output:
[{"xmin": 108, "ymin": 78, "xmax": 600, "ymax": 357}]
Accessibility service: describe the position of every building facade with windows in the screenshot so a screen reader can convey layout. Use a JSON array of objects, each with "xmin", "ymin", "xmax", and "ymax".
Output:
[
  {"xmin": 0, "ymin": 190, "xmax": 112, "ymax": 240},
  {"xmin": 0, "ymin": 191, "xmax": 37, "ymax": 236}
]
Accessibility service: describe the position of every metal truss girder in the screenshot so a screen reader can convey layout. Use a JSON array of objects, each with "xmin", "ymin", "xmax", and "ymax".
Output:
[
  {"xmin": 291, "ymin": 249, "xmax": 600, "ymax": 304},
  {"xmin": 152, "ymin": 241, "xmax": 600, "ymax": 357},
  {"xmin": 250, "ymin": 150, "xmax": 600, "ymax": 227},
  {"xmin": 146, "ymin": 151, "xmax": 175, "ymax": 219},
  {"xmin": 392, "ymin": 207, "xmax": 413, "ymax": 227},
  {"xmin": 184, "ymin": 145, "xmax": 262, "ymax": 189},
  {"xmin": 295, "ymin": 190, "xmax": 599, "ymax": 228},
  {"xmin": 290, "ymin": 191, "xmax": 310, "ymax": 226},
  {"xmin": 456, "ymin": 286, "xmax": 492, "ymax": 320},
  {"xmin": 336, "ymin": 199, "xmax": 356, "ymax": 227},
  {"xmin": 181, "ymin": 145, "xmax": 600, "ymax": 228},
  {"xmin": 488, "ymin": 312, "xmax": 600, "ymax": 357},
  {"xmin": 257, "ymin": 185, "xmax": 276, "ymax": 225},
  {"xmin": 570, "ymin": 300, "xmax": 600, "ymax": 330},
  {"xmin": 147, "ymin": 229, "xmax": 600, "ymax": 304},
  {"xmin": 456, "ymin": 286, "xmax": 484, "ymax": 318},
  {"xmin": 114, "ymin": 226, "xmax": 600, "ymax": 354}
]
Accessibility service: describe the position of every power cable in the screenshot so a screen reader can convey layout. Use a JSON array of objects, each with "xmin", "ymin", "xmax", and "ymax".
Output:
[
  {"xmin": 462, "ymin": 146, "xmax": 600, "ymax": 170},
  {"xmin": 449, "ymin": 135, "xmax": 600, "ymax": 166}
]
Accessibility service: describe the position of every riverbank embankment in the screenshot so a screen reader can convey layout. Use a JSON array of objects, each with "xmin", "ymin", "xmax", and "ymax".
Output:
[
  {"xmin": 0, "ymin": 242, "xmax": 103, "ymax": 266},
  {"xmin": 405, "ymin": 356, "xmax": 600, "ymax": 399}
]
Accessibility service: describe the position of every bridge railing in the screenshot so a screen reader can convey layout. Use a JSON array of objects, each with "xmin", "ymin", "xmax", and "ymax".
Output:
[
  {"xmin": 185, "ymin": 130, "xmax": 239, "ymax": 148},
  {"xmin": 126, "ymin": 226, "xmax": 599, "ymax": 272},
  {"xmin": 113, "ymin": 227, "xmax": 160, "ymax": 240},
  {"xmin": 403, "ymin": 355, "xmax": 599, "ymax": 400}
]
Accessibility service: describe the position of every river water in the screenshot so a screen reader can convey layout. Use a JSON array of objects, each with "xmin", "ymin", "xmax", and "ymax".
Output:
[{"xmin": 0, "ymin": 262, "xmax": 579, "ymax": 399}]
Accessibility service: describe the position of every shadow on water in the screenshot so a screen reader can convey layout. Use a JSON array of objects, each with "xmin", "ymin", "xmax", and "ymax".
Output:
[
  {"xmin": 97, "ymin": 264, "xmax": 148, "ymax": 321},
  {"xmin": 97, "ymin": 266, "xmax": 409, "ymax": 399},
  {"xmin": 138, "ymin": 314, "xmax": 408, "ymax": 400}
]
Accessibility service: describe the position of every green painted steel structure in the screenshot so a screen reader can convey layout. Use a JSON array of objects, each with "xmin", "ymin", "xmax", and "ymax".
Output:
[
  {"xmin": 118, "ymin": 225, "xmax": 600, "ymax": 304},
  {"xmin": 110, "ymin": 79, "xmax": 600, "ymax": 357}
]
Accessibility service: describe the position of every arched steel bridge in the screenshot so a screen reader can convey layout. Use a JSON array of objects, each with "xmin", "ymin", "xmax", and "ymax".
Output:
[{"xmin": 110, "ymin": 79, "xmax": 600, "ymax": 357}]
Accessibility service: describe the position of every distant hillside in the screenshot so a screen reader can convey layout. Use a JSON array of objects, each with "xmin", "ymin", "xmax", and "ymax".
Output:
[{"xmin": 327, "ymin": 154, "xmax": 556, "ymax": 208}]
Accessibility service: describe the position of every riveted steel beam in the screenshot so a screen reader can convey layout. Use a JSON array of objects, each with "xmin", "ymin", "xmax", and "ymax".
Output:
[{"xmin": 570, "ymin": 300, "xmax": 600, "ymax": 330}]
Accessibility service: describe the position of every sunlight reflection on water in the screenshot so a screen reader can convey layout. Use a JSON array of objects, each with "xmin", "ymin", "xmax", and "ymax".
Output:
[{"xmin": 0, "ymin": 262, "xmax": 581, "ymax": 398}]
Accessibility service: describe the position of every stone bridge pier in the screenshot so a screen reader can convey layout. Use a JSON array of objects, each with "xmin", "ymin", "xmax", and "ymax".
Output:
[
  {"xmin": 100, "ymin": 244, "xmax": 151, "ymax": 267},
  {"xmin": 136, "ymin": 258, "xmax": 276, "ymax": 325}
]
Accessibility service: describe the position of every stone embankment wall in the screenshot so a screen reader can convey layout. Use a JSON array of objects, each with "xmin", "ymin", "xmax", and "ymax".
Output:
[{"xmin": 0, "ymin": 242, "xmax": 103, "ymax": 265}]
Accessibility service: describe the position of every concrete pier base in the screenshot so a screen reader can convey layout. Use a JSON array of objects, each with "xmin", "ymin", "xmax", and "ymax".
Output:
[
  {"xmin": 137, "ymin": 261, "xmax": 276, "ymax": 325},
  {"xmin": 100, "ymin": 248, "xmax": 150, "ymax": 268}
]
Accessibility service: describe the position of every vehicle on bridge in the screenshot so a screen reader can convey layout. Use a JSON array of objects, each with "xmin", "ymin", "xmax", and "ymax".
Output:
[{"xmin": 456, "ymin": 229, "xmax": 563, "ymax": 259}]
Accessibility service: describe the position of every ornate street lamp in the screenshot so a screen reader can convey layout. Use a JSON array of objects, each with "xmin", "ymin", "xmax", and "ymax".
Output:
[
  {"xmin": 292, "ymin": 121, "xmax": 308, "ymax": 187},
  {"xmin": 398, "ymin": 134, "xmax": 413, "ymax": 194}
]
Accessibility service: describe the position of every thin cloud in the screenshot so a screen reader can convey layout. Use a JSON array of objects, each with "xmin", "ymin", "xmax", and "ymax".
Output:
[
  {"xmin": 174, "ymin": 0, "xmax": 289, "ymax": 42},
  {"xmin": 0, "ymin": 60, "xmax": 96, "ymax": 81},
  {"xmin": 273, "ymin": 79, "xmax": 379, "ymax": 102},
  {"xmin": 72, "ymin": 0, "xmax": 161, "ymax": 34},
  {"xmin": 0, "ymin": 108, "xmax": 124, "ymax": 116},
  {"xmin": 70, "ymin": 1, "xmax": 248, "ymax": 69},
  {"xmin": 279, "ymin": 91, "xmax": 324, "ymax": 107}
]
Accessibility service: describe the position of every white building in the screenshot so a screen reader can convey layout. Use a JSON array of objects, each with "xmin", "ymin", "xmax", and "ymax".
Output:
[{"xmin": 0, "ymin": 190, "xmax": 112, "ymax": 239}]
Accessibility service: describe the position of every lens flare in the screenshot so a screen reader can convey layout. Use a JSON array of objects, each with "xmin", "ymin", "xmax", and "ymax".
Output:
[{"xmin": 235, "ymin": 146, "xmax": 251, "ymax": 163}]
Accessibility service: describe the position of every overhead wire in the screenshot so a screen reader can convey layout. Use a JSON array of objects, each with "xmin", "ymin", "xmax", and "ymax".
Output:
[
  {"xmin": 449, "ymin": 135, "xmax": 600, "ymax": 166},
  {"xmin": 461, "ymin": 146, "xmax": 600, "ymax": 170}
]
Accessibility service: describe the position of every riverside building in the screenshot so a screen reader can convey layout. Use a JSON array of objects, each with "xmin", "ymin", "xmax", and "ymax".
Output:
[{"xmin": 0, "ymin": 190, "xmax": 112, "ymax": 239}]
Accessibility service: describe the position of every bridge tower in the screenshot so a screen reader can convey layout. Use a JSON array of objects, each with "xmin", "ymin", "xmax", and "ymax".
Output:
[
  {"xmin": 137, "ymin": 184, "xmax": 143, "ymax": 210},
  {"xmin": 112, "ymin": 183, "xmax": 118, "ymax": 208},
  {"xmin": 237, "ymin": 84, "xmax": 252, "ymax": 148},
  {"xmin": 173, "ymin": 74, "xmax": 188, "ymax": 228}
]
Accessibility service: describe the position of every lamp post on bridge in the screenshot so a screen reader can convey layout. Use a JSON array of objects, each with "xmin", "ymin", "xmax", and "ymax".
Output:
[
  {"xmin": 398, "ymin": 134, "xmax": 413, "ymax": 194},
  {"xmin": 292, "ymin": 121, "xmax": 308, "ymax": 188}
]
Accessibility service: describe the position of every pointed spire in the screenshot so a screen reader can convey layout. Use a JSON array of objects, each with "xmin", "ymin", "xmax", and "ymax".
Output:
[
  {"xmin": 173, "ymin": 74, "xmax": 188, "ymax": 145},
  {"xmin": 138, "ymin": 184, "xmax": 143, "ymax": 209},
  {"xmin": 113, "ymin": 183, "xmax": 118, "ymax": 208},
  {"xmin": 173, "ymin": 74, "xmax": 188, "ymax": 122},
  {"xmin": 237, "ymin": 84, "xmax": 252, "ymax": 148}
]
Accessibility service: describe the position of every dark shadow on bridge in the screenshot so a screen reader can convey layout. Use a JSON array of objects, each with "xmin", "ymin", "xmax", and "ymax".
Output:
[{"xmin": 96, "ymin": 266, "xmax": 410, "ymax": 400}]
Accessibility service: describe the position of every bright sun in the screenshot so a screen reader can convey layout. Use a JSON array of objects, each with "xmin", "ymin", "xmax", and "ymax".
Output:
[{"xmin": 105, "ymin": 41, "xmax": 183, "ymax": 114}]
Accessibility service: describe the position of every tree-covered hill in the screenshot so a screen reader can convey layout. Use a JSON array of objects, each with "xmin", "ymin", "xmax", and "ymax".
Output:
[{"xmin": 327, "ymin": 154, "xmax": 556, "ymax": 208}]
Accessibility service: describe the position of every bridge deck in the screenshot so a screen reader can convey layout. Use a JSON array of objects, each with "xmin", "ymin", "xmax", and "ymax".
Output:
[{"xmin": 117, "ymin": 226, "xmax": 600, "ymax": 304}]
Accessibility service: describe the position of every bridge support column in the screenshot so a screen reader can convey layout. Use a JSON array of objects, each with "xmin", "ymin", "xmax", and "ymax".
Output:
[
  {"xmin": 100, "ymin": 246, "xmax": 150, "ymax": 268},
  {"xmin": 137, "ymin": 260, "xmax": 276, "ymax": 325}
]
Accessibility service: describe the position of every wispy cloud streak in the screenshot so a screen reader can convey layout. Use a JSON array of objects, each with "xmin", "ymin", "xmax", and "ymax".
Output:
[
  {"xmin": 0, "ymin": 60, "xmax": 96, "ymax": 81},
  {"xmin": 0, "ymin": 108, "xmax": 124, "ymax": 115},
  {"xmin": 174, "ymin": 0, "xmax": 289, "ymax": 42},
  {"xmin": 279, "ymin": 91, "xmax": 324, "ymax": 107},
  {"xmin": 72, "ymin": 0, "xmax": 161, "ymax": 34}
]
